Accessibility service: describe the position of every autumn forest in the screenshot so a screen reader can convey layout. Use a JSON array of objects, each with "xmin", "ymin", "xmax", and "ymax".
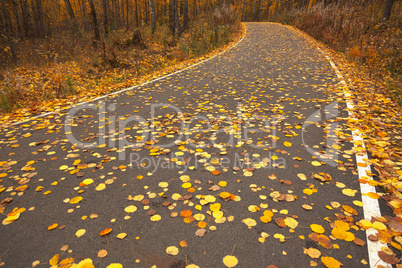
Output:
[{"xmin": 0, "ymin": 0, "xmax": 400, "ymax": 115}]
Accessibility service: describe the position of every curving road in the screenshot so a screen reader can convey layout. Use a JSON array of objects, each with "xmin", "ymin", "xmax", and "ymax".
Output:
[{"xmin": 0, "ymin": 23, "xmax": 387, "ymax": 268}]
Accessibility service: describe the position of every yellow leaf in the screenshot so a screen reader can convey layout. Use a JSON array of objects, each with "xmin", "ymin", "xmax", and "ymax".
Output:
[
  {"xmin": 274, "ymin": 233, "xmax": 285, "ymax": 242},
  {"xmin": 305, "ymin": 247, "xmax": 321, "ymax": 258},
  {"xmin": 69, "ymin": 196, "xmax": 83, "ymax": 204},
  {"xmin": 260, "ymin": 215, "xmax": 272, "ymax": 223},
  {"xmin": 48, "ymin": 223, "xmax": 58, "ymax": 230},
  {"xmin": 311, "ymin": 161, "xmax": 321, "ymax": 166},
  {"xmin": 210, "ymin": 203, "xmax": 221, "ymax": 212},
  {"xmin": 310, "ymin": 224, "xmax": 325, "ymax": 234},
  {"xmin": 372, "ymin": 221, "xmax": 386, "ymax": 231},
  {"xmin": 242, "ymin": 218, "xmax": 257, "ymax": 227},
  {"xmin": 59, "ymin": 165, "xmax": 68, "ymax": 170},
  {"xmin": 58, "ymin": 258, "xmax": 74, "ymax": 268},
  {"xmin": 223, "ymin": 255, "xmax": 238, "ymax": 268},
  {"xmin": 159, "ymin": 182, "xmax": 169, "ymax": 188},
  {"xmin": 150, "ymin": 215, "xmax": 161, "ymax": 222},
  {"xmin": 297, "ymin": 173, "xmax": 307, "ymax": 180},
  {"xmin": 82, "ymin": 179, "xmax": 94, "ymax": 185},
  {"xmin": 284, "ymin": 217, "xmax": 299, "ymax": 229},
  {"xmin": 96, "ymin": 183, "xmax": 106, "ymax": 191},
  {"xmin": 182, "ymin": 182, "xmax": 192, "ymax": 189},
  {"xmin": 204, "ymin": 195, "xmax": 216, "ymax": 203},
  {"xmin": 331, "ymin": 228, "xmax": 347, "ymax": 240},
  {"xmin": 116, "ymin": 233, "xmax": 127, "ymax": 239},
  {"xmin": 218, "ymin": 181, "xmax": 227, "ymax": 187},
  {"xmin": 219, "ymin": 192, "xmax": 231, "ymax": 199},
  {"xmin": 124, "ymin": 205, "xmax": 137, "ymax": 213},
  {"xmin": 49, "ymin": 254, "xmax": 60, "ymax": 266},
  {"xmin": 321, "ymin": 256, "xmax": 342, "ymax": 268},
  {"xmin": 342, "ymin": 189, "xmax": 357, "ymax": 197},
  {"xmin": 106, "ymin": 264, "xmax": 123, "ymax": 268},
  {"xmin": 284, "ymin": 141, "xmax": 292, "ymax": 147},
  {"xmin": 166, "ymin": 246, "xmax": 179, "ymax": 255},
  {"xmin": 76, "ymin": 229, "xmax": 86, "ymax": 237}
]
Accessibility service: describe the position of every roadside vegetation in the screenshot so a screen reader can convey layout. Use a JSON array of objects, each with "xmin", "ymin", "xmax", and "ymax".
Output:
[{"xmin": 0, "ymin": 0, "xmax": 241, "ymax": 115}]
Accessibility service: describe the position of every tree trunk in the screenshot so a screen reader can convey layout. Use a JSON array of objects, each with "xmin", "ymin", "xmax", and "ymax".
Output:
[
  {"xmin": 258, "ymin": 0, "xmax": 263, "ymax": 21},
  {"xmin": 183, "ymin": 0, "xmax": 188, "ymax": 31},
  {"xmin": 252, "ymin": 0, "xmax": 256, "ymax": 21},
  {"xmin": 149, "ymin": 0, "xmax": 156, "ymax": 33},
  {"xmin": 193, "ymin": 0, "xmax": 197, "ymax": 17},
  {"xmin": 34, "ymin": 0, "xmax": 46, "ymax": 37},
  {"xmin": 135, "ymin": 0, "xmax": 139, "ymax": 26},
  {"xmin": 63, "ymin": 0, "xmax": 80, "ymax": 34},
  {"xmin": 169, "ymin": 0, "xmax": 175, "ymax": 34},
  {"xmin": 1, "ymin": 0, "xmax": 17, "ymax": 63},
  {"xmin": 88, "ymin": 0, "xmax": 100, "ymax": 41},
  {"xmin": 174, "ymin": 0, "xmax": 181, "ymax": 36},
  {"xmin": 81, "ymin": 0, "xmax": 87, "ymax": 30},
  {"xmin": 275, "ymin": 0, "xmax": 279, "ymax": 16},
  {"xmin": 382, "ymin": 0, "xmax": 394, "ymax": 21},
  {"xmin": 11, "ymin": 0, "xmax": 24, "ymax": 39},
  {"xmin": 241, "ymin": 0, "xmax": 246, "ymax": 21},
  {"xmin": 126, "ymin": 0, "xmax": 129, "ymax": 30},
  {"xmin": 101, "ymin": 0, "xmax": 109, "ymax": 35},
  {"xmin": 20, "ymin": 0, "xmax": 34, "ymax": 37}
]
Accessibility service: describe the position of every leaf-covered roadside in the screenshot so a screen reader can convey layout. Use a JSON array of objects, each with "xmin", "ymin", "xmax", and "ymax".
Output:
[
  {"xmin": 0, "ymin": 21, "xmax": 243, "ymax": 127},
  {"xmin": 289, "ymin": 24, "xmax": 402, "ymax": 264}
]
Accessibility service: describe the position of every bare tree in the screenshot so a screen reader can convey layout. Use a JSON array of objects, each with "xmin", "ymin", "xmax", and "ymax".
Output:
[
  {"xmin": 382, "ymin": 0, "xmax": 394, "ymax": 22},
  {"xmin": 88, "ymin": 0, "xmax": 100, "ymax": 41},
  {"xmin": 149, "ymin": 0, "xmax": 156, "ymax": 33}
]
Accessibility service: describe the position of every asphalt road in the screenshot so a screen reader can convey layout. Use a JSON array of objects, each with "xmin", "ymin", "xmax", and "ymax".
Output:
[{"xmin": 0, "ymin": 23, "xmax": 379, "ymax": 268}]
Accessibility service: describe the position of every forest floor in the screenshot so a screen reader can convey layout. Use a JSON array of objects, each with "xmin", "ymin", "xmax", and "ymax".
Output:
[{"xmin": 0, "ymin": 20, "xmax": 243, "ymax": 127}]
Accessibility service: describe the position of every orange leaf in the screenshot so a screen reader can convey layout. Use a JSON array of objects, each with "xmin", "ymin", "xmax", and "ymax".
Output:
[
  {"xmin": 367, "ymin": 192, "xmax": 380, "ymax": 199},
  {"xmin": 100, "ymin": 228, "xmax": 112, "ymax": 236},
  {"xmin": 212, "ymin": 170, "xmax": 221, "ymax": 175},
  {"xmin": 180, "ymin": 210, "xmax": 192, "ymax": 218}
]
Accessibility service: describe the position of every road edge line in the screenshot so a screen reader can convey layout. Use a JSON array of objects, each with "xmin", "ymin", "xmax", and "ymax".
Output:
[
  {"xmin": 10, "ymin": 24, "xmax": 247, "ymax": 127},
  {"xmin": 315, "ymin": 47, "xmax": 390, "ymax": 268}
]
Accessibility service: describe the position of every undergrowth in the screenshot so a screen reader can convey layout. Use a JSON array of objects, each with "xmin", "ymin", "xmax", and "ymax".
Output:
[
  {"xmin": 272, "ymin": 1, "xmax": 401, "ymax": 105},
  {"xmin": 0, "ymin": 8, "xmax": 240, "ymax": 114}
]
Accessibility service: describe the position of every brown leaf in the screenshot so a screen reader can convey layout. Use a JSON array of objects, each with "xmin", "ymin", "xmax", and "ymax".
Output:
[
  {"xmin": 195, "ymin": 228, "xmax": 206, "ymax": 237},
  {"xmin": 368, "ymin": 234, "xmax": 379, "ymax": 241},
  {"xmin": 141, "ymin": 199, "xmax": 150, "ymax": 205},
  {"xmin": 146, "ymin": 209, "xmax": 157, "ymax": 216},
  {"xmin": 378, "ymin": 250, "xmax": 399, "ymax": 265},
  {"xmin": 318, "ymin": 235, "xmax": 332, "ymax": 249},
  {"xmin": 353, "ymin": 238, "xmax": 366, "ymax": 247},
  {"xmin": 1, "ymin": 198, "xmax": 12, "ymax": 205},
  {"xmin": 275, "ymin": 218, "xmax": 287, "ymax": 228},
  {"xmin": 162, "ymin": 201, "xmax": 171, "ymax": 207}
]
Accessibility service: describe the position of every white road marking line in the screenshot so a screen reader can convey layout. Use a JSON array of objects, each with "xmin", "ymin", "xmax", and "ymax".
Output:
[
  {"xmin": 318, "ymin": 48, "xmax": 390, "ymax": 268},
  {"xmin": 10, "ymin": 25, "xmax": 247, "ymax": 127}
]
